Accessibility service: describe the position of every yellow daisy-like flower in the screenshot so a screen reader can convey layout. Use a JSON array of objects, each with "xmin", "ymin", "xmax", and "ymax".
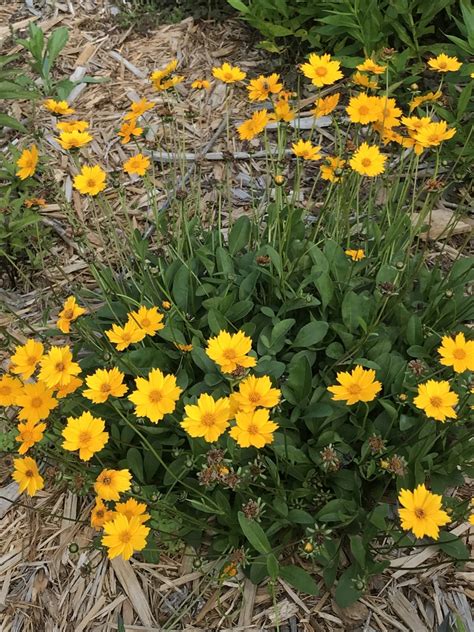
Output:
[
  {"xmin": 57, "ymin": 130, "xmax": 93, "ymax": 150},
  {"xmin": 73, "ymin": 165, "xmax": 107, "ymax": 196},
  {"xmin": 328, "ymin": 365, "xmax": 382, "ymax": 405},
  {"xmin": 124, "ymin": 98, "xmax": 154, "ymax": 121},
  {"xmin": 414, "ymin": 380, "xmax": 458, "ymax": 421},
  {"xmin": 230, "ymin": 408, "xmax": 278, "ymax": 448},
  {"xmin": 398, "ymin": 484, "xmax": 451, "ymax": 539},
  {"xmin": 44, "ymin": 99, "xmax": 75, "ymax": 115},
  {"xmin": 346, "ymin": 93, "xmax": 381, "ymax": 124},
  {"xmin": 401, "ymin": 116, "xmax": 432, "ymax": 134},
  {"xmin": 91, "ymin": 498, "xmax": 114, "ymax": 530},
  {"xmin": 237, "ymin": 109, "xmax": 270, "ymax": 141},
  {"xmin": 176, "ymin": 343, "xmax": 193, "ymax": 352},
  {"xmin": 352, "ymin": 71, "xmax": 378, "ymax": 89},
  {"xmin": 94, "ymin": 468, "xmax": 132, "ymax": 501},
  {"xmin": 118, "ymin": 119, "xmax": 143, "ymax": 144},
  {"xmin": 300, "ymin": 53, "xmax": 343, "ymax": 88},
  {"xmin": 349, "ymin": 142, "xmax": 386, "ymax": 177},
  {"xmin": 356, "ymin": 58, "xmax": 386, "ymax": 74},
  {"xmin": 56, "ymin": 376, "xmax": 83, "ymax": 399},
  {"xmin": 123, "ymin": 153, "xmax": 150, "ymax": 177},
  {"xmin": 10, "ymin": 339, "xmax": 44, "ymax": 380},
  {"xmin": 102, "ymin": 514, "xmax": 150, "ymax": 560},
  {"xmin": 106, "ymin": 320, "xmax": 146, "ymax": 351},
  {"xmin": 128, "ymin": 368, "xmax": 182, "ymax": 423},
  {"xmin": 155, "ymin": 75, "xmax": 184, "ymax": 91},
  {"xmin": 376, "ymin": 97, "xmax": 402, "ymax": 130},
  {"xmin": 233, "ymin": 375, "xmax": 281, "ymax": 411},
  {"xmin": 180, "ymin": 393, "xmax": 231, "ymax": 442},
  {"xmin": 292, "ymin": 139, "xmax": 322, "ymax": 161},
  {"xmin": 62, "ymin": 411, "xmax": 109, "ymax": 461},
  {"xmin": 470, "ymin": 514, "xmax": 474, "ymax": 526},
  {"xmin": 212, "ymin": 62, "xmax": 246, "ymax": 83},
  {"xmin": 115, "ymin": 498, "xmax": 150, "ymax": 524},
  {"xmin": 128, "ymin": 306, "xmax": 164, "ymax": 336},
  {"xmin": 83, "ymin": 367, "xmax": 128, "ymax": 403},
  {"xmin": 247, "ymin": 73, "xmax": 283, "ymax": 101},
  {"xmin": 150, "ymin": 60, "xmax": 182, "ymax": 91},
  {"xmin": 38, "ymin": 346, "xmax": 81, "ymax": 389},
  {"xmin": 409, "ymin": 90, "xmax": 442, "ymax": 113},
  {"xmin": 313, "ymin": 93, "xmax": 340, "ymax": 117},
  {"xmin": 427, "ymin": 53, "xmax": 462, "ymax": 73},
  {"xmin": 24, "ymin": 197, "xmax": 46, "ymax": 208},
  {"xmin": 57, "ymin": 296, "xmax": 87, "ymax": 334},
  {"xmin": 438, "ymin": 333, "xmax": 474, "ymax": 373},
  {"xmin": 0, "ymin": 374, "xmax": 23, "ymax": 406},
  {"xmin": 16, "ymin": 381, "xmax": 58, "ymax": 424},
  {"xmin": 16, "ymin": 145, "xmax": 38, "ymax": 180},
  {"xmin": 345, "ymin": 249, "xmax": 365, "ymax": 261},
  {"xmin": 413, "ymin": 121, "xmax": 456, "ymax": 147},
  {"xmin": 272, "ymin": 99, "xmax": 295, "ymax": 122},
  {"xmin": 320, "ymin": 156, "xmax": 346, "ymax": 182},
  {"xmin": 56, "ymin": 120, "xmax": 89, "ymax": 133},
  {"xmin": 206, "ymin": 330, "xmax": 256, "ymax": 374},
  {"xmin": 16, "ymin": 420, "xmax": 46, "ymax": 455},
  {"xmin": 12, "ymin": 457, "xmax": 44, "ymax": 496},
  {"xmin": 191, "ymin": 79, "xmax": 211, "ymax": 90}
]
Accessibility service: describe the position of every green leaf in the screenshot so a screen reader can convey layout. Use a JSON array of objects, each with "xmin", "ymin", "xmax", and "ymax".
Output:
[
  {"xmin": 437, "ymin": 532, "xmax": 469, "ymax": 560},
  {"xmin": 238, "ymin": 511, "xmax": 272, "ymax": 554},
  {"xmin": 0, "ymin": 113, "xmax": 27, "ymax": 132},
  {"xmin": 127, "ymin": 447, "xmax": 144, "ymax": 483},
  {"xmin": 335, "ymin": 567, "xmax": 363, "ymax": 607},
  {"xmin": 226, "ymin": 0, "xmax": 249, "ymax": 13},
  {"xmin": 293, "ymin": 321, "xmax": 328, "ymax": 347},
  {"xmin": 229, "ymin": 216, "xmax": 251, "ymax": 254},
  {"xmin": 266, "ymin": 553, "xmax": 280, "ymax": 579},
  {"xmin": 44, "ymin": 27, "xmax": 69, "ymax": 75},
  {"xmin": 350, "ymin": 535, "xmax": 366, "ymax": 567},
  {"xmin": 279, "ymin": 565, "xmax": 319, "ymax": 595},
  {"xmin": 172, "ymin": 264, "xmax": 190, "ymax": 310}
]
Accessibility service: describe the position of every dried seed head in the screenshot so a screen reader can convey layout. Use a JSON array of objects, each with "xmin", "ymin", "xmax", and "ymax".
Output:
[
  {"xmin": 408, "ymin": 359, "xmax": 427, "ymax": 376},
  {"xmin": 368, "ymin": 434, "xmax": 386, "ymax": 454}
]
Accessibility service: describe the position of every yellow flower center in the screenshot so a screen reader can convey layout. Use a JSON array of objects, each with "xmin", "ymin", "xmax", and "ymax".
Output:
[
  {"xmin": 141, "ymin": 318, "xmax": 150, "ymax": 327},
  {"xmin": 247, "ymin": 423, "xmax": 259, "ymax": 435},
  {"xmin": 0, "ymin": 386, "xmax": 10, "ymax": 395},
  {"xmin": 31, "ymin": 396, "xmax": 43, "ymax": 408},
  {"xmin": 22, "ymin": 430, "xmax": 34, "ymax": 442},
  {"xmin": 224, "ymin": 72, "xmax": 233, "ymax": 81},
  {"xmin": 119, "ymin": 531, "xmax": 132, "ymax": 544},
  {"xmin": 361, "ymin": 158, "xmax": 372, "ymax": 167},
  {"xmin": 149, "ymin": 389, "xmax": 162, "ymax": 403},
  {"xmin": 430, "ymin": 396, "xmax": 442, "ymax": 408},
  {"xmin": 414, "ymin": 507, "xmax": 426, "ymax": 519},
  {"xmin": 452, "ymin": 348, "xmax": 466, "ymax": 360},
  {"xmin": 87, "ymin": 179, "xmax": 97, "ymax": 188},
  {"xmin": 79, "ymin": 431, "xmax": 92, "ymax": 445},
  {"xmin": 438, "ymin": 61, "xmax": 447, "ymax": 69},
  {"xmin": 359, "ymin": 105, "xmax": 369, "ymax": 115},
  {"xmin": 55, "ymin": 362, "xmax": 65, "ymax": 372},
  {"xmin": 201, "ymin": 413, "xmax": 216, "ymax": 427},
  {"xmin": 223, "ymin": 348, "xmax": 237, "ymax": 360},
  {"xmin": 248, "ymin": 392, "xmax": 261, "ymax": 403},
  {"xmin": 315, "ymin": 66, "xmax": 327, "ymax": 77},
  {"xmin": 121, "ymin": 333, "xmax": 132, "ymax": 342},
  {"xmin": 347, "ymin": 384, "xmax": 362, "ymax": 396},
  {"xmin": 25, "ymin": 469, "xmax": 34, "ymax": 478},
  {"xmin": 27, "ymin": 355, "xmax": 38, "ymax": 365},
  {"xmin": 100, "ymin": 383, "xmax": 112, "ymax": 393}
]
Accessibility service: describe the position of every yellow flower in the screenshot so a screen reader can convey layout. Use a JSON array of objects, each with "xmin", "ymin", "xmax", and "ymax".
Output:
[
  {"xmin": 349, "ymin": 142, "xmax": 386, "ymax": 177},
  {"xmin": 376, "ymin": 97, "xmax": 402, "ymax": 129},
  {"xmin": 128, "ymin": 368, "xmax": 182, "ymax": 423},
  {"xmin": 16, "ymin": 145, "xmax": 38, "ymax": 180},
  {"xmin": 438, "ymin": 333, "xmax": 474, "ymax": 373},
  {"xmin": 233, "ymin": 375, "xmax": 281, "ymax": 411},
  {"xmin": 352, "ymin": 72, "xmax": 378, "ymax": 89},
  {"xmin": 414, "ymin": 380, "xmax": 458, "ymax": 421},
  {"xmin": 127, "ymin": 306, "xmax": 164, "ymax": 336},
  {"xmin": 313, "ymin": 93, "xmax": 340, "ymax": 117},
  {"xmin": 12, "ymin": 457, "xmax": 44, "ymax": 496},
  {"xmin": 247, "ymin": 73, "xmax": 283, "ymax": 101},
  {"xmin": 292, "ymin": 139, "xmax": 322, "ymax": 161},
  {"xmin": 24, "ymin": 197, "xmax": 46, "ymax": 208},
  {"xmin": 237, "ymin": 110, "xmax": 270, "ymax": 141},
  {"xmin": 0, "ymin": 374, "xmax": 23, "ymax": 406},
  {"xmin": 398, "ymin": 484, "xmax": 451, "ymax": 539},
  {"xmin": 180, "ymin": 393, "xmax": 231, "ymax": 442},
  {"xmin": 176, "ymin": 343, "xmax": 193, "ymax": 352},
  {"xmin": 212, "ymin": 62, "xmax": 246, "ymax": 83},
  {"xmin": 300, "ymin": 53, "xmax": 343, "ymax": 88},
  {"xmin": 62, "ymin": 411, "xmax": 109, "ymax": 461},
  {"xmin": 57, "ymin": 130, "xmax": 93, "ymax": 150},
  {"xmin": 154, "ymin": 75, "xmax": 184, "ymax": 92},
  {"xmin": 191, "ymin": 79, "xmax": 211, "ymax": 90},
  {"xmin": 469, "ymin": 514, "xmax": 474, "ymax": 526},
  {"xmin": 123, "ymin": 153, "xmax": 150, "ymax": 176},
  {"xmin": 162, "ymin": 301, "xmax": 171, "ymax": 310},
  {"xmin": 56, "ymin": 120, "xmax": 89, "ymax": 133},
  {"xmin": 413, "ymin": 121, "xmax": 456, "ymax": 147},
  {"xmin": 91, "ymin": 498, "xmax": 114, "ymax": 530},
  {"xmin": 345, "ymin": 249, "xmax": 365, "ymax": 261},
  {"xmin": 401, "ymin": 116, "xmax": 432, "ymax": 133},
  {"xmin": 328, "ymin": 365, "xmax": 382, "ymax": 405},
  {"xmin": 94, "ymin": 468, "xmax": 132, "ymax": 501},
  {"xmin": 346, "ymin": 93, "xmax": 381, "ymax": 124},
  {"xmin": 118, "ymin": 119, "xmax": 143, "ymax": 144},
  {"xmin": 150, "ymin": 60, "xmax": 182, "ymax": 90},
  {"xmin": 106, "ymin": 320, "xmax": 145, "ymax": 351},
  {"xmin": 115, "ymin": 498, "xmax": 150, "ymax": 524},
  {"xmin": 356, "ymin": 58, "xmax": 386, "ymax": 74},
  {"xmin": 124, "ymin": 98, "xmax": 154, "ymax": 121},
  {"xmin": 10, "ymin": 339, "xmax": 44, "ymax": 380},
  {"xmin": 73, "ymin": 165, "xmax": 107, "ymax": 196},
  {"xmin": 409, "ymin": 90, "xmax": 442, "ymax": 112},
  {"xmin": 272, "ymin": 99, "xmax": 295, "ymax": 122},
  {"xmin": 38, "ymin": 346, "xmax": 81, "ymax": 389},
  {"xmin": 206, "ymin": 330, "xmax": 256, "ymax": 374},
  {"xmin": 102, "ymin": 514, "xmax": 150, "ymax": 560},
  {"xmin": 56, "ymin": 376, "xmax": 83, "ymax": 399},
  {"xmin": 16, "ymin": 381, "xmax": 58, "ymax": 423},
  {"xmin": 427, "ymin": 53, "xmax": 462, "ymax": 73},
  {"xmin": 57, "ymin": 296, "xmax": 86, "ymax": 333},
  {"xmin": 320, "ymin": 156, "xmax": 346, "ymax": 182},
  {"xmin": 44, "ymin": 99, "xmax": 75, "ymax": 115},
  {"xmin": 230, "ymin": 408, "xmax": 278, "ymax": 448},
  {"xmin": 83, "ymin": 367, "xmax": 128, "ymax": 403},
  {"xmin": 16, "ymin": 420, "xmax": 46, "ymax": 455}
]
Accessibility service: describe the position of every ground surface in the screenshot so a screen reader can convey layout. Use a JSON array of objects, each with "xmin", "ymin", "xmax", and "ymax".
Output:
[{"xmin": 0, "ymin": 1, "xmax": 473, "ymax": 631}]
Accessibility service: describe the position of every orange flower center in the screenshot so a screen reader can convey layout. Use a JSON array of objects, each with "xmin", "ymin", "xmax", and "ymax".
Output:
[
  {"xmin": 140, "ymin": 318, "xmax": 150, "ymax": 327},
  {"xmin": 0, "ymin": 386, "xmax": 10, "ymax": 395},
  {"xmin": 247, "ymin": 423, "xmax": 259, "ymax": 435},
  {"xmin": 452, "ymin": 348, "xmax": 466, "ymax": 360},
  {"xmin": 27, "ymin": 355, "xmax": 38, "ymax": 365},
  {"xmin": 25, "ymin": 469, "xmax": 34, "ymax": 478},
  {"xmin": 119, "ymin": 531, "xmax": 132, "ymax": 544},
  {"xmin": 223, "ymin": 349, "xmax": 237, "ymax": 360},
  {"xmin": 359, "ymin": 105, "xmax": 369, "ymax": 115},
  {"xmin": 55, "ymin": 362, "xmax": 65, "ymax": 371},
  {"xmin": 430, "ymin": 396, "xmax": 442, "ymax": 408},
  {"xmin": 248, "ymin": 392, "xmax": 261, "ymax": 403},
  {"xmin": 347, "ymin": 384, "xmax": 362, "ymax": 396},
  {"xmin": 262, "ymin": 81, "xmax": 270, "ymax": 91},
  {"xmin": 31, "ymin": 396, "xmax": 43, "ymax": 408},
  {"xmin": 361, "ymin": 158, "xmax": 372, "ymax": 167},
  {"xmin": 414, "ymin": 507, "xmax": 426, "ymax": 519},
  {"xmin": 100, "ymin": 383, "xmax": 112, "ymax": 393},
  {"xmin": 22, "ymin": 430, "xmax": 34, "ymax": 441},
  {"xmin": 121, "ymin": 333, "xmax": 132, "ymax": 342},
  {"xmin": 438, "ymin": 61, "xmax": 447, "ymax": 68},
  {"xmin": 315, "ymin": 66, "xmax": 327, "ymax": 77},
  {"xmin": 102, "ymin": 476, "xmax": 112, "ymax": 485},
  {"xmin": 149, "ymin": 390, "xmax": 162, "ymax": 403},
  {"xmin": 224, "ymin": 72, "xmax": 233, "ymax": 81},
  {"xmin": 79, "ymin": 431, "xmax": 92, "ymax": 445},
  {"xmin": 201, "ymin": 413, "xmax": 216, "ymax": 427},
  {"xmin": 63, "ymin": 309, "xmax": 74, "ymax": 319}
]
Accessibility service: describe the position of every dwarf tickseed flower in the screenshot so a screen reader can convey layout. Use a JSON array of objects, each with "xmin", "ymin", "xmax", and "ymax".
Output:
[
  {"xmin": 102, "ymin": 514, "xmax": 150, "ymax": 560},
  {"xmin": 115, "ymin": 498, "xmax": 150, "ymax": 524},
  {"xmin": 206, "ymin": 330, "xmax": 256, "ymax": 374},
  {"xmin": 124, "ymin": 97, "xmax": 154, "ymax": 121},
  {"xmin": 320, "ymin": 156, "xmax": 345, "ymax": 182},
  {"xmin": 427, "ymin": 53, "xmax": 462, "ymax": 73},
  {"xmin": 105, "ymin": 320, "xmax": 145, "ymax": 351},
  {"xmin": 292, "ymin": 139, "xmax": 322, "ymax": 161},
  {"xmin": 123, "ymin": 153, "xmax": 150, "ymax": 177},
  {"xmin": 16, "ymin": 420, "xmax": 47, "ymax": 455},
  {"xmin": 128, "ymin": 368, "xmax": 182, "ymax": 423},
  {"xmin": 328, "ymin": 365, "xmax": 382, "ymax": 405},
  {"xmin": 57, "ymin": 130, "xmax": 93, "ymax": 150},
  {"xmin": 350, "ymin": 143, "xmax": 386, "ymax": 177},
  {"xmin": 237, "ymin": 110, "xmax": 270, "ymax": 141},
  {"xmin": 212, "ymin": 62, "xmax": 246, "ymax": 83},
  {"xmin": 230, "ymin": 409, "xmax": 278, "ymax": 448},
  {"xmin": 398, "ymin": 484, "xmax": 450, "ymax": 539},
  {"xmin": 57, "ymin": 296, "xmax": 86, "ymax": 333},
  {"xmin": 62, "ymin": 411, "xmax": 109, "ymax": 461},
  {"xmin": 232, "ymin": 375, "xmax": 281, "ymax": 411},
  {"xmin": 300, "ymin": 53, "xmax": 343, "ymax": 87},
  {"xmin": 413, "ymin": 380, "xmax": 458, "ymax": 421},
  {"xmin": 181, "ymin": 393, "xmax": 231, "ymax": 442},
  {"xmin": 94, "ymin": 468, "xmax": 131, "ymax": 501},
  {"xmin": 346, "ymin": 93, "xmax": 381, "ymax": 124},
  {"xmin": 438, "ymin": 333, "xmax": 474, "ymax": 373},
  {"xmin": 91, "ymin": 498, "xmax": 114, "ymax": 530},
  {"xmin": 345, "ymin": 249, "xmax": 365, "ymax": 261},
  {"xmin": 247, "ymin": 74, "xmax": 283, "ymax": 101},
  {"xmin": 352, "ymin": 71, "xmax": 378, "ymax": 89},
  {"xmin": 408, "ymin": 90, "xmax": 442, "ymax": 112},
  {"xmin": 16, "ymin": 145, "xmax": 38, "ymax": 180},
  {"xmin": 56, "ymin": 120, "xmax": 89, "ymax": 133},
  {"xmin": 44, "ymin": 99, "xmax": 75, "ymax": 115},
  {"xmin": 73, "ymin": 165, "xmax": 107, "ymax": 195},
  {"xmin": 313, "ymin": 93, "xmax": 340, "ymax": 117},
  {"xmin": 127, "ymin": 306, "xmax": 164, "ymax": 336},
  {"xmin": 191, "ymin": 79, "xmax": 210, "ymax": 90},
  {"xmin": 38, "ymin": 346, "xmax": 81, "ymax": 389},
  {"xmin": 118, "ymin": 119, "xmax": 143, "ymax": 144},
  {"xmin": 0, "ymin": 375, "xmax": 23, "ymax": 406},
  {"xmin": 83, "ymin": 367, "xmax": 128, "ymax": 403},
  {"xmin": 13, "ymin": 457, "xmax": 44, "ymax": 496},
  {"xmin": 414, "ymin": 121, "xmax": 456, "ymax": 147},
  {"xmin": 16, "ymin": 382, "xmax": 58, "ymax": 424},
  {"xmin": 356, "ymin": 58, "xmax": 386, "ymax": 74}
]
